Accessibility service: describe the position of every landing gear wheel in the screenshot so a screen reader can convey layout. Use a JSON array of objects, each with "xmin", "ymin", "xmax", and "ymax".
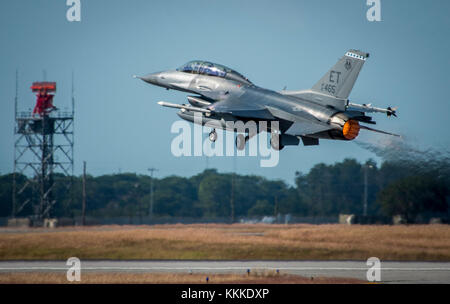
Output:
[
  {"xmin": 236, "ymin": 134, "xmax": 246, "ymax": 151},
  {"xmin": 209, "ymin": 129, "xmax": 217, "ymax": 142},
  {"xmin": 270, "ymin": 133, "xmax": 284, "ymax": 151}
]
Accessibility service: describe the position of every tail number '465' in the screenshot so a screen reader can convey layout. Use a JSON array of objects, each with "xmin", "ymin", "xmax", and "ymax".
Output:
[{"xmin": 321, "ymin": 83, "xmax": 336, "ymax": 94}]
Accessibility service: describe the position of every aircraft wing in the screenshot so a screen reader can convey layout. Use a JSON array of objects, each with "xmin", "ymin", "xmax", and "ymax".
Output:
[
  {"xmin": 209, "ymin": 95, "xmax": 334, "ymax": 135},
  {"xmin": 208, "ymin": 98, "xmax": 275, "ymax": 120},
  {"xmin": 265, "ymin": 106, "xmax": 333, "ymax": 135},
  {"xmin": 161, "ymin": 93, "xmax": 399, "ymax": 138}
]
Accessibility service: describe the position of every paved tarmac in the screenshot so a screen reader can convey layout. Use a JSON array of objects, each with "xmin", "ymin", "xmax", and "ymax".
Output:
[{"xmin": 0, "ymin": 260, "xmax": 449, "ymax": 283}]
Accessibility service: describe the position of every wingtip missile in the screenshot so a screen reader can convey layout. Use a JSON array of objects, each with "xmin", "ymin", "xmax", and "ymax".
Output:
[
  {"xmin": 387, "ymin": 106, "xmax": 398, "ymax": 117},
  {"xmin": 157, "ymin": 101, "xmax": 211, "ymax": 114},
  {"xmin": 348, "ymin": 102, "xmax": 398, "ymax": 117}
]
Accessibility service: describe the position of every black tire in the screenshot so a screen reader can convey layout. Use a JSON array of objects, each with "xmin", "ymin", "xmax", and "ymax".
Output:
[
  {"xmin": 270, "ymin": 134, "xmax": 284, "ymax": 151},
  {"xmin": 209, "ymin": 130, "xmax": 217, "ymax": 142},
  {"xmin": 236, "ymin": 134, "xmax": 246, "ymax": 150}
]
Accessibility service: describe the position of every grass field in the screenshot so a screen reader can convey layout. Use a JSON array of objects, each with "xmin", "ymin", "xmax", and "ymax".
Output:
[
  {"xmin": 0, "ymin": 224, "xmax": 449, "ymax": 261},
  {"xmin": 0, "ymin": 271, "xmax": 364, "ymax": 284}
]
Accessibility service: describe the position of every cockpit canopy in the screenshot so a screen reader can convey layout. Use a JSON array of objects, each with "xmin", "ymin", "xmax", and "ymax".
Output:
[{"xmin": 177, "ymin": 60, "xmax": 252, "ymax": 84}]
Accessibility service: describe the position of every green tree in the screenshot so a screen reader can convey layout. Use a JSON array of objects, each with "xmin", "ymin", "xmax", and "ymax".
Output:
[
  {"xmin": 248, "ymin": 199, "xmax": 273, "ymax": 216},
  {"xmin": 197, "ymin": 173, "xmax": 231, "ymax": 217},
  {"xmin": 378, "ymin": 175, "xmax": 448, "ymax": 223},
  {"xmin": 153, "ymin": 176, "xmax": 199, "ymax": 217}
]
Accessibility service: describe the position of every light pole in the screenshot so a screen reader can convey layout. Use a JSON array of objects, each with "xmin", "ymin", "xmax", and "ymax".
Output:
[
  {"xmin": 363, "ymin": 164, "xmax": 374, "ymax": 217},
  {"xmin": 82, "ymin": 161, "xmax": 86, "ymax": 226},
  {"xmin": 148, "ymin": 168, "xmax": 158, "ymax": 219},
  {"xmin": 134, "ymin": 183, "xmax": 141, "ymax": 224}
]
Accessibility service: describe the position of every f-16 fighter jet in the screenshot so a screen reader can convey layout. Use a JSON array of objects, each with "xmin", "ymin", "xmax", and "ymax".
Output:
[{"xmin": 136, "ymin": 49, "xmax": 398, "ymax": 150}]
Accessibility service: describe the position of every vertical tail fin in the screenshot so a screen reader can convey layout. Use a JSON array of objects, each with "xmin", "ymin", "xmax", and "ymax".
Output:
[{"xmin": 311, "ymin": 49, "xmax": 369, "ymax": 100}]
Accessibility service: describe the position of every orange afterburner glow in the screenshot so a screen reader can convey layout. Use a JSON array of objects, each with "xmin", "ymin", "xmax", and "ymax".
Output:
[{"xmin": 342, "ymin": 120, "xmax": 360, "ymax": 140}]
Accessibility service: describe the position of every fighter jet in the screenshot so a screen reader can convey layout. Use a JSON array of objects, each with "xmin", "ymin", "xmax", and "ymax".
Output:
[{"xmin": 136, "ymin": 49, "xmax": 398, "ymax": 150}]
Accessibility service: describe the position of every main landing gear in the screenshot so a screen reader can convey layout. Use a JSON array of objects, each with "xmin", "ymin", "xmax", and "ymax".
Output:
[
  {"xmin": 208, "ymin": 129, "xmax": 285, "ymax": 151},
  {"xmin": 270, "ymin": 130, "xmax": 284, "ymax": 151},
  {"xmin": 209, "ymin": 129, "xmax": 217, "ymax": 142},
  {"xmin": 235, "ymin": 134, "xmax": 246, "ymax": 151},
  {"xmin": 235, "ymin": 132, "xmax": 258, "ymax": 151}
]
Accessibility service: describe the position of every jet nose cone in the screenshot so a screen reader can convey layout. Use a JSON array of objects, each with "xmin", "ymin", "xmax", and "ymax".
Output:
[{"xmin": 138, "ymin": 72, "xmax": 162, "ymax": 85}]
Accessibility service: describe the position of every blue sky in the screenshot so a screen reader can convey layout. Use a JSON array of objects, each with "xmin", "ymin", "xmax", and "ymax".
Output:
[{"xmin": 1, "ymin": 0, "xmax": 449, "ymax": 184}]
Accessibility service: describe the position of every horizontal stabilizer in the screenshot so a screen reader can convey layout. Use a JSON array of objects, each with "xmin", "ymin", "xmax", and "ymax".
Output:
[{"xmin": 360, "ymin": 125, "xmax": 400, "ymax": 137}]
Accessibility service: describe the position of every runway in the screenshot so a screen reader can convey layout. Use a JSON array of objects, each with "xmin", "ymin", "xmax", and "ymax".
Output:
[{"xmin": 1, "ymin": 260, "xmax": 449, "ymax": 283}]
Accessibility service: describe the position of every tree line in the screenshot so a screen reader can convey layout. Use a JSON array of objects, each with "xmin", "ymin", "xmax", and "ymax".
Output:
[{"xmin": 0, "ymin": 158, "xmax": 448, "ymax": 223}]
